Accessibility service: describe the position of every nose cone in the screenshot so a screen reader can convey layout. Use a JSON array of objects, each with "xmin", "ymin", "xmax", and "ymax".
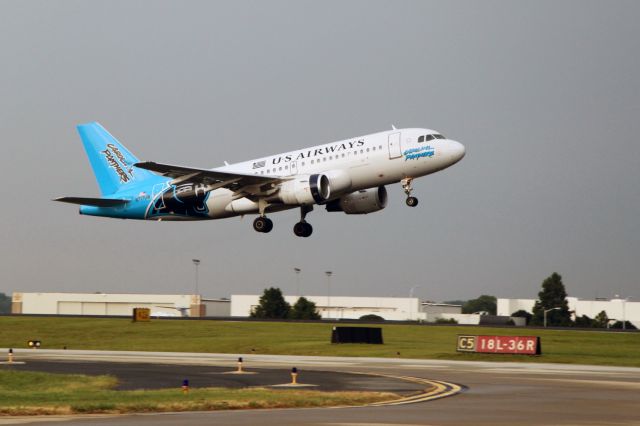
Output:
[{"xmin": 449, "ymin": 140, "xmax": 465, "ymax": 163}]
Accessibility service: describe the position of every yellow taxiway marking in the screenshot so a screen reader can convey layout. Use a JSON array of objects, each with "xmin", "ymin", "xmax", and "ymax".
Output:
[{"xmin": 343, "ymin": 372, "xmax": 462, "ymax": 407}]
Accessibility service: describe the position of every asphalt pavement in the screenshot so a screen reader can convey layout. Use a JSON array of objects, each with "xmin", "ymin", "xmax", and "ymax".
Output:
[{"xmin": 1, "ymin": 349, "xmax": 639, "ymax": 425}]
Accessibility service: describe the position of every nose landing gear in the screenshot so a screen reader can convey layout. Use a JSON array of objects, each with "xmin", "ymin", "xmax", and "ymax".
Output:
[
  {"xmin": 293, "ymin": 205, "xmax": 313, "ymax": 237},
  {"xmin": 402, "ymin": 178, "xmax": 419, "ymax": 207}
]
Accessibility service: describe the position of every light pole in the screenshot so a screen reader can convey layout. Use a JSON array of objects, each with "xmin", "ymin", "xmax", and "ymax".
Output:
[
  {"xmin": 192, "ymin": 259, "xmax": 200, "ymax": 295},
  {"xmin": 325, "ymin": 271, "xmax": 333, "ymax": 320},
  {"xmin": 294, "ymin": 268, "xmax": 301, "ymax": 298},
  {"xmin": 409, "ymin": 285, "xmax": 421, "ymax": 320},
  {"xmin": 543, "ymin": 307, "xmax": 561, "ymax": 328}
]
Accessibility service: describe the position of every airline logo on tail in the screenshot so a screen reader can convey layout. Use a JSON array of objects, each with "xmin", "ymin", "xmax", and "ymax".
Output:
[{"xmin": 102, "ymin": 143, "xmax": 134, "ymax": 183}]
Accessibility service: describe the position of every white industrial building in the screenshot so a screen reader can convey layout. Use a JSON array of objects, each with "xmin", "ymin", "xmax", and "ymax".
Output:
[
  {"xmin": 231, "ymin": 295, "xmax": 462, "ymax": 321},
  {"xmin": 11, "ymin": 292, "xmax": 230, "ymax": 317},
  {"xmin": 498, "ymin": 297, "xmax": 640, "ymax": 327}
]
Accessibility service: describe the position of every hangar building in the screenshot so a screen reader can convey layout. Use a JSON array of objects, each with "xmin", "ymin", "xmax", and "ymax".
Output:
[
  {"xmin": 11, "ymin": 292, "xmax": 230, "ymax": 317},
  {"xmin": 231, "ymin": 295, "xmax": 462, "ymax": 321}
]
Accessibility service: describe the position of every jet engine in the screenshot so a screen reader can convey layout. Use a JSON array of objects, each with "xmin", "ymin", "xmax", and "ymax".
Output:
[
  {"xmin": 276, "ymin": 174, "xmax": 331, "ymax": 205},
  {"xmin": 325, "ymin": 186, "xmax": 388, "ymax": 214}
]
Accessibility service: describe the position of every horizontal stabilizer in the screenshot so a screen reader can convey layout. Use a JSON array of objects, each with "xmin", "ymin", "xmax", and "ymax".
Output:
[{"xmin": 53, "ymin": 197, "xmax": 129, "ymax": 207}]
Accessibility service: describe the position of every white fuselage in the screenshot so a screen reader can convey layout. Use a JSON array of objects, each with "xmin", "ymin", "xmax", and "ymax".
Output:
[{"xmin": 202, "ymin": 127, "xmax": 465, "ymax": 219}]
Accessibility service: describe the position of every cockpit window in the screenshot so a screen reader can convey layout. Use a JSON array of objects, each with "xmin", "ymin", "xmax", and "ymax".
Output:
[
  {"xmin": 434, "ymin": 134, "xmax": 446, "ymax": 139},
  {"xmin": 418, "ymin": 135, "xmax": 424, "ymax": 143},
  {"xmin": 425, "ymin": 134, "xmax": 435, "ymax": 142}
]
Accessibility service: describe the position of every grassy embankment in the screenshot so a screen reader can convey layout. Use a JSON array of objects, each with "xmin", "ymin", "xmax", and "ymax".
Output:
[
  {"xmin": 0, "ymin": 316, "xmax": 639, "ymax": 367},
  {"xmin": 0, "ymin": 370, "xmax": 395, "ymax": 415}
]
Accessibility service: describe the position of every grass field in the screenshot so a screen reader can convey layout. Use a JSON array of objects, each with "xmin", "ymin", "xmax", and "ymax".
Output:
[
  {"xmin": 0, "ymin": 370, "xmax": 395, "ymax": 415},
  {"xmin": 0, "ymin": 317, "xmax": 639, "ymax": 367}
]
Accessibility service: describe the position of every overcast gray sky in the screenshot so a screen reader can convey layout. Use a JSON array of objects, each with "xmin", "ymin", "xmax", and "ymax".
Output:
[{"xmin": 1, "ymin": 1, "xmax": 638, "ymax": 302}]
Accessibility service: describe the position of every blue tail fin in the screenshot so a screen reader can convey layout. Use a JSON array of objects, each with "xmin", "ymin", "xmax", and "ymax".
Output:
[{"xmin": 78, "ymin": 122, "xmax": 154, "ymax": 195}]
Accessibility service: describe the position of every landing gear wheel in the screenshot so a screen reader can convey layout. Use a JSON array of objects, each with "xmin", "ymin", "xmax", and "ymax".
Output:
[
  {"xmin": 293, "ymin": 221, "xmax": 313, "ymax": 237},
  {"xmin": 253, "ymin": 217, "xmax": 273, "ymax": 233},
  {"xmin": 406, "ymin": 196, "xmax": 419, "ymax": 207}
]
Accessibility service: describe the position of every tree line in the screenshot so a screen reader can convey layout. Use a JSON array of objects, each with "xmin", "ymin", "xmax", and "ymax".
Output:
[
  {"xmin": 250, "ymin": 287, "xmax": 321, "ymax": 320},
  {"xmin": 450, "ymin": 273, "xmax": 636, "ymax": 329}
]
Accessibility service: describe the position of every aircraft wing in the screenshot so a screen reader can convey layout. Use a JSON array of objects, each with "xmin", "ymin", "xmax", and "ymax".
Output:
[{"xmin": 134, "ymin": 161, "xmax": 282, "ymax": 193}]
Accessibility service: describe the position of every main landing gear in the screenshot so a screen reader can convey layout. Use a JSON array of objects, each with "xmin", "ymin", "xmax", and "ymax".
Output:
[
  {"xmin": 252, "ymin": 206, "xmax": 313, "ymax": 237},
  {"xmin": 253, "ymin": 216, "xmax": 273, "ymax": 233},
  {"xmin": 293, "ymin": 205, "xmax": 313, "ymax": 238},
  {"xmin": 402, "ymin": 177, "xmax": 419, "ymax": 207}
]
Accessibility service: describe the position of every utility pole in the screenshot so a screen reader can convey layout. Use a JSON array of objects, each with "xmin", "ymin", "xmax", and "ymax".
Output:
[
  {"xmin": 543, "ymin": 307, "xmax": 561, "ymax": 328},
  {"xmin": 192, "ymin": 259, "xmax": 200, "ymax": 295},
  {"xmin": 325, "ymin": 271, "xmax": 333, "ymax": 320},
  {"xmin": 409, "ymin": 285, "xmax": 421, "ymax": 320},
  {"xmin": 294, "ymin": 268, "xmax": 301, "ymax": 298}
]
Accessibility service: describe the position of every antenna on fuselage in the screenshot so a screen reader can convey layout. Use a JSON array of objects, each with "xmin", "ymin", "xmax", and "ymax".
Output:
[{"xmin": 391, "ymin": 124, "xmax": 397, "ymax": 130}]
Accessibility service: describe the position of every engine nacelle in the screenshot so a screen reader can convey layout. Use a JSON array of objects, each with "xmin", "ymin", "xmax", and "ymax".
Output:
[
  {"xmin": 276, "ymin": 174, "xmax": 331, "ymax": 205},
  {"xmin": 323, "ymin": 169, "xmax": 352, "ymax": 197},
  {"xmin": 325, "ymin": 186, "xmax": 388, "ymax": 214}
]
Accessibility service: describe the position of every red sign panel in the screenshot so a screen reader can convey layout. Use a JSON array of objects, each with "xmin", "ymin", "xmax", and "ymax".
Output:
[{"xmin": 475, "ymin": 335, "xmax": 539, "ymax": 355}]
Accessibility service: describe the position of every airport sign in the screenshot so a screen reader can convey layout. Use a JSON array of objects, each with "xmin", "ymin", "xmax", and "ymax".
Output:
[{"xmin": 457, "ymin": 335, "xmax": 541, "ymax": 355}]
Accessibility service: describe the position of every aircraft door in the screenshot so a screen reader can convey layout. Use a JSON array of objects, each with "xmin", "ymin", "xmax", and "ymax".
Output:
[
  {"xmin": 388, "ymin": 132, "xmax": 402, "ymax": 159},
  {"xmin": 290, "ymin": 161, "xmax": 298, "ymax": 175}
]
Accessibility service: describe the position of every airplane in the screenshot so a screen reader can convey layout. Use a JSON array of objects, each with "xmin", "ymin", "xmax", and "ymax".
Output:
[{"xmin": 55, "ymin": 122, "xmax": 465, "ymax": 237}]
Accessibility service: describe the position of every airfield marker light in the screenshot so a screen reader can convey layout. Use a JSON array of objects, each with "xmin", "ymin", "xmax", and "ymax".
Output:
[
  {"xmin": 237, "ymin": 357, "xmax": 243, "ymax": 373},
  {"xmin": 182, "ymin": 379, "xmax": 189, "ymax": 394},
  {"xmin": 27, "ymin": 340, "xmax": 41, "ymax": 349},
  {"xmin": 291, "ymin": 367, "xmax": 298, "ymax": 385},
  {"xmin": 8, "ymin": 349, "xmax": 13, "ymax": 363}
]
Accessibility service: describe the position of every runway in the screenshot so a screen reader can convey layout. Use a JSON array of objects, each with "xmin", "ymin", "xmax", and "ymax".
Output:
[{"xmin": 2, "ymin": 349, "xmax": 640, "ymax": 425}]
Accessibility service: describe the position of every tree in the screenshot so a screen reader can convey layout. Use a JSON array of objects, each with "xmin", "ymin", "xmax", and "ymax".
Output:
[
  {"xmin": 610, "ymin": 321, "xmax": 637, "ymax": 330},
  {"xmin": 462, "ymin": 295, "xmax": 497, "ymax": 315},
  {"xmin": 359, "ymin": 314, "xmax": 384, "ymax": 321},
  {"xmin": 250, "ymin": 287, "xmax": 290, "ymax": 319},
  {"xmin": 289, "ymin": 297, "xmax": 321, "ymax": 320},
  {"xmin": 531, "ymin": 273, "xmax": 572, "ymax": 326},
  {"xmin": 0, "ymin": 293, "xmax": 11, "ymax": 314},
  {"xmin": 511, "ymin": 309, "xmax": 533, "ymax": 325},
  {"xmin": 574, "ymin": 315, "xmax": 595, "ymax": 328},
  {"xmin": 594, "ymin": 310, "xmax": 609, "ymax": 328}
]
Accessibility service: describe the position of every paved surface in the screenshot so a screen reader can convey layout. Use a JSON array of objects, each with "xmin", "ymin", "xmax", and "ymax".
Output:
[
  {"xmin": 1, "ymin": 360, "xmax": 424, "ymax": 394},
  {"xmin": 2, "ymin": 349, "xmax": 640, "ymax": 425}
]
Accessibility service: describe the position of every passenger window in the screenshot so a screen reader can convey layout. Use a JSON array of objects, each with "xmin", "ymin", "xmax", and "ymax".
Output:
[
  {"xmin": 285, "ymin": 165, "xmax": 288, "ymax": 169},
  {"xmin": 302, "ymin": 162, "xmax": 305, "ymax": 166},
  {"xmin": 329, "ymin": 156, "xmax": 333, "ymax": 160},
  {"xmin": 379, "ymin": 145, "xmax": 382, "ymax": 149},
  {"xmin": 342, "ymin": 153, "xmax": 345, "ymax": 157},
  {"xmin": 279, "ymin": 167, "xmax": 282, "ymax": 171},
  {"xmin": 311, "ymin": 160, "xmax": 314, "ymax": 164},
  {"xmin": 360, "ymin": 149, "xmax": 364, "ymax": 154},
  {"xmin": 418, "ymin": 135, "xmax": 424, "ymax": 143},
  {"xmin": 366, "ymin": 148, "xmax": 370, "ymax": 152}
]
